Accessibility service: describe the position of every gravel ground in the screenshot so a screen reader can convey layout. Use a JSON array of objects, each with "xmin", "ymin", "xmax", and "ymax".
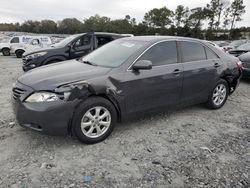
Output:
[{"xmin": 0, "ymin": 55, "xmax": 249, "ymax": 188}]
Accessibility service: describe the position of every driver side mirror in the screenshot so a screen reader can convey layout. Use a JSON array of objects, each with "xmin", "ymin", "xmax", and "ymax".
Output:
[{"xmin": 132, "ymin": 60, "xmax": 152, "ymax": 71}]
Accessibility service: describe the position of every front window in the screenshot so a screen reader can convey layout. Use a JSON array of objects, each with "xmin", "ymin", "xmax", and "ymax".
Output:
[
  {"xmin": 138, "ymin": 41, "xmax": 178, "ymax": 66},
  {"xmin": 73, "ymin": 35, "xmax": 91, "ymax": 49},
  {"xmin": 81, "ymin": 40, "xmax": 146, "ymax": 68},
  {"xmin": 10, "ymin": 37, "xmax": 19, "ymax": 43}
]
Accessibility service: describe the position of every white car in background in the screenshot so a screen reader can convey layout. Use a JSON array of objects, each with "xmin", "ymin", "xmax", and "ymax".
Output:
[
  {"xmin": 10, "ymin": 36, "xmax": 52, "ymax": 58},
  {"xmin": 0, "ymin": 36, "xmax": 33, "ymax": 56}
]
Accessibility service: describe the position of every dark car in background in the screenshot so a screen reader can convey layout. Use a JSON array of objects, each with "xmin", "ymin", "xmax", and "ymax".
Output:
[
  {"xmin": 22, "ymin": 32, "xmax": 130, "ymax": 71},
  {"xmin": 228, "ymin": 42, "xmax": 250, "ymax": 57},
  {"xmin": 13, "ymin": 36, "xmax": 242, "ymax": 144},
  {"xmin": 213, "ymin": 41, "xmax": 229, "ymax": 47},
  {"xmin": 238, "ymin": 52, "xmax": 250, "ymax": 78}
]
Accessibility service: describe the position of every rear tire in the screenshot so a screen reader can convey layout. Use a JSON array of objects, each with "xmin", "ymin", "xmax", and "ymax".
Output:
[
  {"xmin": 72, "ymin": 97, "xmax": 117, "ymax": 144},
  {"xmin": 16, "ymin": 50, "xmax": 25, "ymax": 58},
  {"xmin": 206, "ymin": 79, "xmax": 229, "ymax": 109},
  {"xmin": 2, "ymin": 48, "xmax": 10, "ymax": 56}
]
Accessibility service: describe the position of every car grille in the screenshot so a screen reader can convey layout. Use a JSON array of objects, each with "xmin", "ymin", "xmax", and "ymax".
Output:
[
  {"xmin": 22, "ymin": 57, "xmax": 32, "ymax": 65},
  {"xmin": 12, "ymin": 87, "xmax": 26, "ymax": 100}
]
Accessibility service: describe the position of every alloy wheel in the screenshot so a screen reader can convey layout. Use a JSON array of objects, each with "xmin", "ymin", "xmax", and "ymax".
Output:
[
  {"xmin": 212, "ymin": 84, "xmax": 227, "ymax": 106},
  {"xmin": 80, "ymin": 106, "xmax": 111, "ymax": 138}
]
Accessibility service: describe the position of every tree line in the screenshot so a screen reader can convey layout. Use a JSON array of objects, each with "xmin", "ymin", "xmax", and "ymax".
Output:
[{"xmin": 0, "ymin": 0, "xmax": 247, "ymax": 40}]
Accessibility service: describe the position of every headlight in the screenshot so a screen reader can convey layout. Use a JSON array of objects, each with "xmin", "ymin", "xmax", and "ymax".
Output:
[
  {"xmin": 25, "ymin": 92, "xmax": 59, "ymax": 102},
  {"xmin": 27, "ymin": 52, "xmax": 47, "ymax": 59}
]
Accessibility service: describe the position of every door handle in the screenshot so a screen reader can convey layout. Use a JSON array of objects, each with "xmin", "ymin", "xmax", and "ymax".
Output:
[
  {"xmin": 173, "ymin": 69, "xmax": 182, "ymax": 74},
  {"xmin": 214, "ymin": 63, "xmax": 220, "ymax": 68}
]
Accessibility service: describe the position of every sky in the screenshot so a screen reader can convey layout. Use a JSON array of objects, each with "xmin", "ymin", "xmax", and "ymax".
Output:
[{"xmin": 0, "ymin": 0, "xmax": 249, "ymax": 27}]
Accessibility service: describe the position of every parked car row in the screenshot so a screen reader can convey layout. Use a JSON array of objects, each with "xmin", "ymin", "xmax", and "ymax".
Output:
[
  {"xmin": 22, "ymin": 32, "xmax": 130, "ymax": 71},
  {"xmin": 12, "ymin": 35, "xmax": 243, "ymax": 144},
  {"xmin": 0, "ymin": 35, "xmax": 52, "ymax": 57}
]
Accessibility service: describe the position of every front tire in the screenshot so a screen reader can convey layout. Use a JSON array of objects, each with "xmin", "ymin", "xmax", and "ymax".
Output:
[
  {"xmin": 2, "ymin": 48, "xmax": 10, "ymax": 56},
  {"xmin": 206, "ymin": 79, "xmax": 229, "ymax": 109},
  {"xmin": 72, "ymin": 97, "xmax": 117, "ymax": 144}
]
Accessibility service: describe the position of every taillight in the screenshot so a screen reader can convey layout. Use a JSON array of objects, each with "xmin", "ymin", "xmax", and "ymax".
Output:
[{"xmin": 236, "ymin": 60, "xmax": 243, "ymax": 70}]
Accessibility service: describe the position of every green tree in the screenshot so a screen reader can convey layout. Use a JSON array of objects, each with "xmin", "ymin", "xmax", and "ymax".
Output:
[
  {"xmin": 57, "ymin": 18, "xmax": 83, "ymax": 34},
  {"xmin": 83, "ymin": 14, "xmax": 111, "ymax": 32},
  {"xmin": 108, "ymin": 19, "xmax": 133, "ymax": 33},
  {"xmin": 215, "ymin": 0, "xmax": 230, "ymax": 30},
  {"xmin": 189, "ymin": 7, "xmax": 207, "ymax": 38},
  {"xmin": 174, "ymin": 5, "xmax": 189, "ymax": 28},
  {"xmin": 21, "ymin": 20, "xmax": 41, "ymax": 33},
  {"xmin": 144, "ymin": 7, "xmax": 173, "ymax": 28},
  {"xmin": 227, "ymin": 0, "xmax": 246, "ymax": 31},
  {"xmin": 0, "ymin": 23, "xmax": 20, "ymax": 31},
  {"xmin": 40, "ymin": 20, "xmax": 57, "ymax": 33}
]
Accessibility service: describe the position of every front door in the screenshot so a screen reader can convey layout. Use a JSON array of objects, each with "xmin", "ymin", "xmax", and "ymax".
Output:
[
  {"xmin": 70, "ymin": 34, "xmax": 93, "ymax": 59},
  {"xmin": 123, "ymin": 41, "xmax": 183, "ymax": 114}
]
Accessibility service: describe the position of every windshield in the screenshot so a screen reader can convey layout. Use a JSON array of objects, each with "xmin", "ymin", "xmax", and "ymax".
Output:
[
  {"xmin": 237, "ymin": 43, "xmax": 250, "ymax": 51},
  {"xmin": 81, "ymin": 39, "xmax": 146, "ymax": 68},
  {"xmin": 52, "ymin": 35, "xmax": 79, "ymax": 48},
  {"xmin": 229, "ymin": 40, "xmax": 246, "ymax": 47}
]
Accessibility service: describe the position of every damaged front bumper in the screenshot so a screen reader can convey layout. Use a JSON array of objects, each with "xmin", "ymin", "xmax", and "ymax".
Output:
[{"xmin": 12, "ymin": 98, "xmax": 78, "ymax": 136}]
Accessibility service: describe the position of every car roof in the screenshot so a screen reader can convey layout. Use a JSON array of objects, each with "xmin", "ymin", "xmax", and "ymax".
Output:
[
  {"xmin": 120, "ymin": 36, "xmax": 227, "ymax": 58},
  {"xmin": 69, "ymin": 32, "xmax": 128, "ymax": 38},
  {"xmin": 122, "ymin": 36, "xmax": 205, "ymax": 43}
]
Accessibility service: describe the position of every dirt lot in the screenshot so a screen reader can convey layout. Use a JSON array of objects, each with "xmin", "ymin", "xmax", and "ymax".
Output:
[{"xmin": 0, "ymin": 55, "xmax": 249, "ymax": 188}]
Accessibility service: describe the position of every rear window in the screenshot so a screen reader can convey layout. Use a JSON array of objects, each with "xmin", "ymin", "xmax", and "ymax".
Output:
[
  {"xmin": 180, "ymin": 41, "xmax": 206, "ymax": 62},
  {"xmin": 96, "ymin": 35, "xmax": 113, "ymax": 47}
]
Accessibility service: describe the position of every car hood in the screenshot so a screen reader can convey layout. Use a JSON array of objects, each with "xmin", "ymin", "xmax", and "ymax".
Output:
[
  {"xmin": 18, "ymin": 59, "xmax": 112, "ymax": 90},
  {"xmin": 23, "ymin": 46, "xmax": 56, "ymax": 56},
  {"xmin": 0, "ymin": 42, "xmax": 10, "ymax": 48}
]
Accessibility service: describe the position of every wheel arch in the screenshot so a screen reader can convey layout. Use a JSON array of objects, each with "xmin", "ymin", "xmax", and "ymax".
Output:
[
  {"xmin": 43, "ymin": 56, "xmax": 67, "ymax": 65},
  {"xmin": 15, "ymin": 49, "xmax": 25, "ymax": 54},
  {"xmin": 2, "ymin": 47, "xmax": 10, "ymax": 51},
  {"xmin": 68, "ymin": 94, "xmax": 122, "ymax": 135}
]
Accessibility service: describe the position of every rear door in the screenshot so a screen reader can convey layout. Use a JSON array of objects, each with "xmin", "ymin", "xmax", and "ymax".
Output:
[
  {"xmin": 179, "ymin": 41, "xmax": 220, "ymax": 105},
  {"xmin": 124, "ymin": 41, "xmax": 183, "ymax": 114}
]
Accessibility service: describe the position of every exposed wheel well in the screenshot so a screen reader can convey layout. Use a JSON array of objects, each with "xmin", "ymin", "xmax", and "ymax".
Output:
[
  {"xmin": 220, "ymin": 76, "xmax": 237, "ymax": 94},
  {"xmin": 93, "ymin": 94, "xmax": 121, "ymax": 121}
]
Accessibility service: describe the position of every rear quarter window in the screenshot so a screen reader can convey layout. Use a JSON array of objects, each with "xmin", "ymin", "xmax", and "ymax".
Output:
[
  {"xmin": 180, "ymin": 41, "xmax": 206, "ymax": 62},
  {"xmin": 205, "ymin": 47, "xmax": 219, "ymax": 59}
]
